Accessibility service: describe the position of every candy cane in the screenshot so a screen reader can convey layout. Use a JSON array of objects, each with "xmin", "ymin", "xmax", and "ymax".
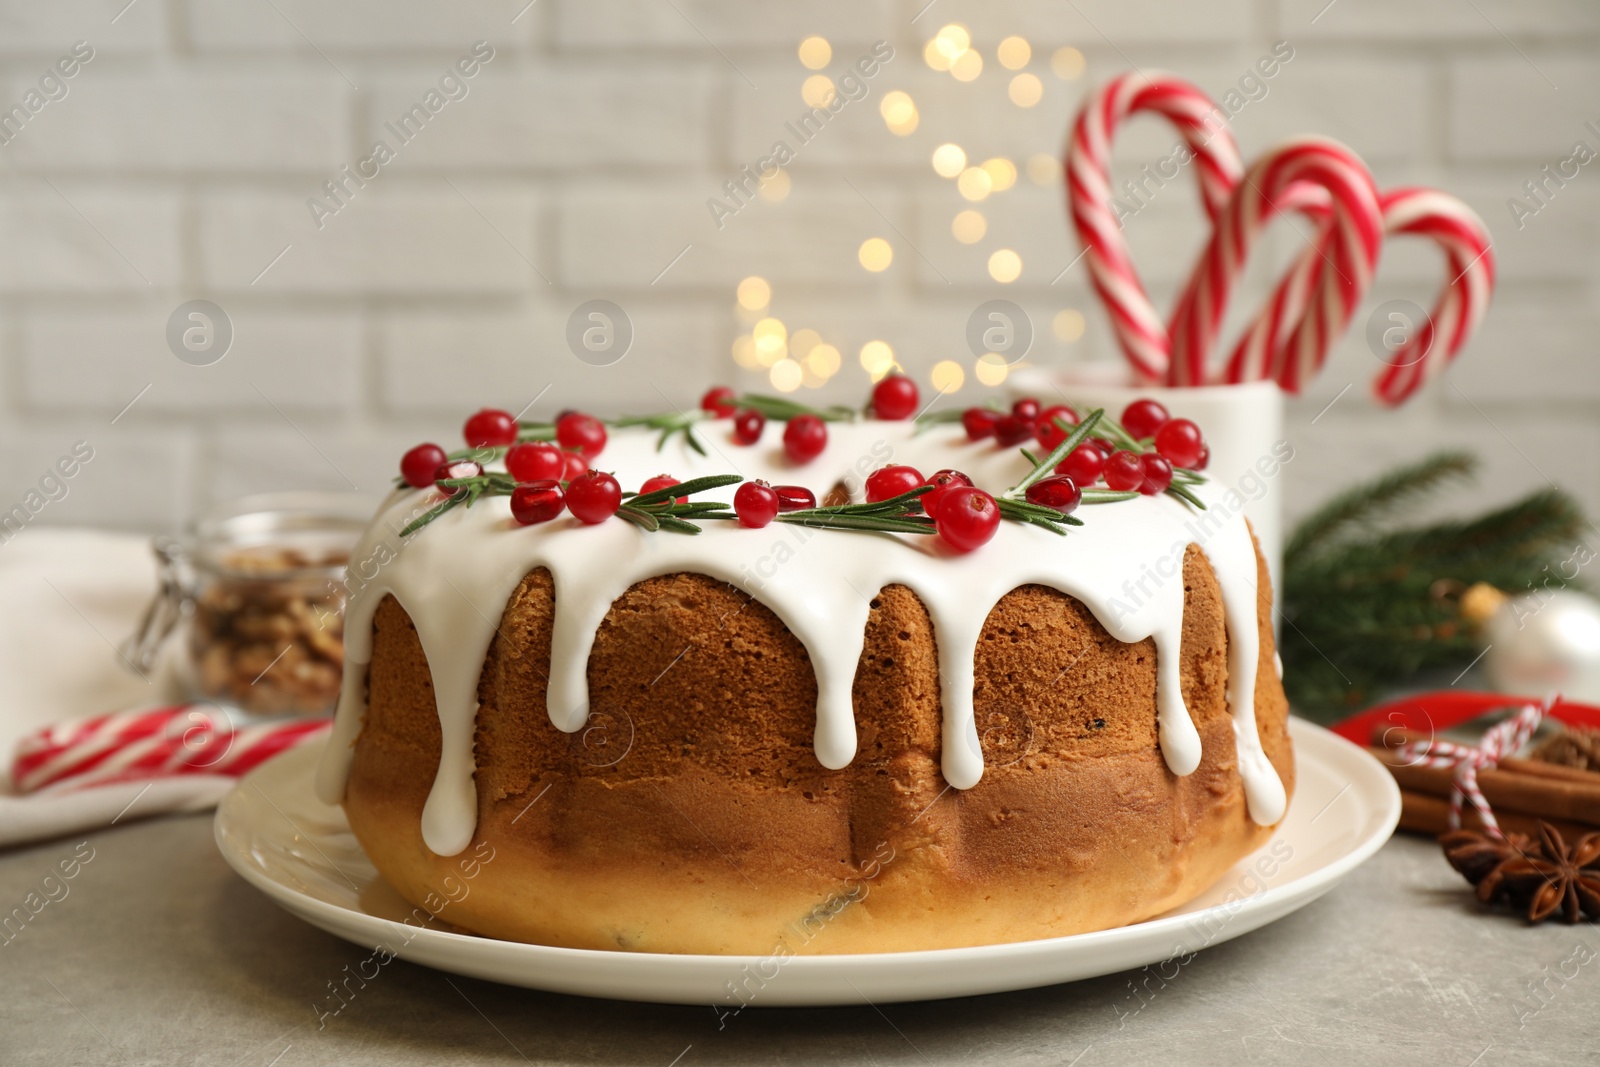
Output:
[
  {"xmin": 1222, "ymin": 186, "xmax": 1495, "ymax": 401},
  {"xmin": 12, "ymin": 705, "xmax": 329, "ymax": 794},
  {"xmin": 1065, "ymin": 71, "xmax": 1245, "ymax": 383},
  {"xmin": 1368, "ymin": 188, "xmax": 1496, "ymax": 405},
  {"xmin": 1168, "ymin": 137, "xmax": 1385, "ymax": 388}
]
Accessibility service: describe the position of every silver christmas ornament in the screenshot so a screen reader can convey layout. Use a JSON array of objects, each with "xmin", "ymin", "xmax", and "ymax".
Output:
[{"xmin": 1484, "ymin": 589, "xmax": 1600, "ymax": 702}]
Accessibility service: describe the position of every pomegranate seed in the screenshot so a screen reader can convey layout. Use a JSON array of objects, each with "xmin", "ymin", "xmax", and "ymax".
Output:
[
  {"xmin": 1121, "ymin": 398, "xmax": 1170, "ymax": 440},
  {"xmin": 555, "ymin": 412, "xmax": 607, "ymax": 458},
  {"xmin": 505, "ymin": 441, "xmax": 566, "ymax": 483},
  {"xmin": 1193, "ymin": 443, "xmax": 1210, "ymax": 470},
  {"xmin": 434, "ymin": 459, "xmax": 483, "ymax": 488},
  {"xmin": 872, "ymin": 374, "xmax": 919, "ymax": 420},
  {"xmin": 401, "ymin": 443, "xmax": 447, "ymax": 488},
  {"xmin": 732, "ymin": 408, "xmax": 765, "ymax": 445},
  {"xmin": 1153, "ymin": 418, "xmax": 1204, "ymax": 468},
  {"xmin": 734, "ymin": 480, "xmax": 779, "ymax": 528},
  {"xmin": 1138, "ymin": 453, "xmax": 1174, "ymax": 496},
  {"xmin": 566, "ymin": 470, "xmax": 621, "ymax": 524},
  {"xmin": 962, "ymin": 408, "xmax": 1001, "ymax": 441},
  {"xmin": 510, "ymin": 480, "xmax": 565, "ymax": 525},
  {"xmin": 700, "ymin": 386, "xmax": 737, "ymax": 417},
  {"xmin": 561, "ymin": 450, "xmax": 587, "ymax": 482},
  {"xmin": 1103, "ymin": 450, "xmax": 1144, "ymax": 492},
  {"xmin": 994, "ymin": 414, "xmax": 1033, "ymax": 447},
  {"xmin": 638, "ymin": 474, "xmax": 682, "ymax": 500},
  {"xmin": 922, "ymin": 469, "xmax": 973, "ymax": 518},
  {"xmin": 865, "ymin": 465, "xmax": 924, "ymax": 503},
  {"xmin": 1033, "ymin": 404, "xmax": 1080, "ymax": 451},
  {"xmin": 1025, "ymin": 475, "xmax": 1081, "ymax": 514},
  {"xmin": 463, "ymin": 408, "xmax": 517, "ymax": 448},
  {"xmin": 935, "ymin": 487, "xmax": 1000, "ymax": 553},
  {"xmin": 1055, "ymin": 443, "xmax": 1105, "ymax": 486},
  {"xmin": 783, "ymin": 414, "xmax": 828, "ymax": 463},
  {"xmin": 774, "ymin": 485, "xmax": 816, "ymax": 512},
  {"xmin": 1011, "ymin": 397, "xmax": 1041, "ymax": 421}
]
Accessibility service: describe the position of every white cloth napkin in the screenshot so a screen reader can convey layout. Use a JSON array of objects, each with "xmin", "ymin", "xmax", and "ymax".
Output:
[{"xmin": 0, "ymin": 527, "xmax": 234, "ymax": 849}]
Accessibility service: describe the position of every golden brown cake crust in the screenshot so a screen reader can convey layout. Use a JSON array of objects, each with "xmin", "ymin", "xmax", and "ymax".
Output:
[{"xmin": 343, "ymin": 539, "xmax": 1294, "ymax": 954}]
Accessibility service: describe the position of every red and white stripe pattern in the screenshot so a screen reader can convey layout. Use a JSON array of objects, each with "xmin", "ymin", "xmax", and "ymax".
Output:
[
  {"xmin": 12, "ymin": 705, "xmax": 329, "ymax": 794},
  {"xmin": 1393, "ymin": 697, "xmax": 1551, "ymax": 837},
  {"xmin": 1223, "ymin": 186, "xmax": 1496, "ymax": 402},
  {"xmin": 1166, "ymin": 137, "xmax": 1385, "ymax": 389},
  {"xmin": 1065, "ymin": 73, "xmax": 1497, "ymax": 401},
  {"xmin": 1064, "ymin": 71, "xmax": 1244, "ymax": 384}
]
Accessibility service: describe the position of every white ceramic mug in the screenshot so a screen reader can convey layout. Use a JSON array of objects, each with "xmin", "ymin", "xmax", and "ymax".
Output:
[{"xmin": 1010, "ymin": 364, "xmax": 1289, "ymax": 597}]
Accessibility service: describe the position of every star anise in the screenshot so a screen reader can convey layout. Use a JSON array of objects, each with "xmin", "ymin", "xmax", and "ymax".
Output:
[
  {"xmin": 1440, "ymin": 828, "xmax": 1533, "ymax": 906},
  {"xmin": 1498, "ymin": 822, "xmax": 1600, "ymax": 924}
]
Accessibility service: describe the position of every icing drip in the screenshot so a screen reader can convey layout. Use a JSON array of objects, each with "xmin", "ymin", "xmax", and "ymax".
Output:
[{"xmin": 316, "ymin": 419, "xmax": 1288, "ymax": 856}]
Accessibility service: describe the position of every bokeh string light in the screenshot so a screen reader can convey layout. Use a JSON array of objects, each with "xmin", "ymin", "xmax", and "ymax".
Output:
[{"xmin": 725, "ymin": 30, "xmax": 1091, "ymax": 395}]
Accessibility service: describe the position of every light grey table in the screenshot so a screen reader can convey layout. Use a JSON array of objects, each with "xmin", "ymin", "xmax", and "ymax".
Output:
[{"xmin": 1, "ymin": 814, "xmax": 1594, "ymax": 1066}]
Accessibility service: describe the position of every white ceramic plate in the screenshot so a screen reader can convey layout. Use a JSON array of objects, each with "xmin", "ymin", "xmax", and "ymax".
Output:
[{"xmin": 214, "ymin": 718, "xmax": 1398, "ymax": 1006}]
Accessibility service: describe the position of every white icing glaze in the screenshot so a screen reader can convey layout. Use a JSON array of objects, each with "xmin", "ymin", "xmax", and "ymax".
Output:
[{"xmin": 315, "ymin": 418, "xmax": 1288, "ymax": 856}]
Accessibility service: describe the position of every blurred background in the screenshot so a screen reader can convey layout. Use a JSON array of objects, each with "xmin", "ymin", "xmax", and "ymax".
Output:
[{"xmin": 0, "ymin": 0, "xmax": 1595, "ymax": 535}]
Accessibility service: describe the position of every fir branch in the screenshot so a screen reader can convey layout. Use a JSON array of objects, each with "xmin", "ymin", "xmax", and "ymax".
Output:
[{"xmin": 1285, "ymin": 451, "xmax": 1475, "ymax": 561}]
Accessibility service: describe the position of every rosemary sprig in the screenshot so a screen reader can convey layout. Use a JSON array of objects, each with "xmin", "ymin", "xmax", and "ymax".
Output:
[
  {"xmin": 1047, "ymin": 404, "xmax": 1210, "ymax": 511},
  {"xmin": 609, "ymin": 410, "xmax": 709, "ymax": 455},
  {"xmin": 733, "ymin": 393, "xmax": 856, "ymax": 423},
  {"xmin": 399, "ymin": 472, "xmax": 516, "ymax": 536},
  {"xmin": 616, "ymin": 473, "xmax": 740, "ymax": 533},
  {"xmin": 765, "ymin": 486, "xmax": 937, "ymax": 535}
]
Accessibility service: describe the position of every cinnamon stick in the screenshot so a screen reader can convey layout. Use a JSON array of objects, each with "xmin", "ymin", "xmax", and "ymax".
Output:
[
  {"xmin": 1371, "ymin": 746, "xmax": 1600, "ymax": 826},
  {"xmin": 1397, "ymin": 788, "xmax": 1596, "ymax": 841}
]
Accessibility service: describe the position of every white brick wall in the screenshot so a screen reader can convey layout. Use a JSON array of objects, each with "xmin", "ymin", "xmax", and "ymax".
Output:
[{"xmin": 0, "ymin": 0, "xmax": 1593, "ymax": 535}]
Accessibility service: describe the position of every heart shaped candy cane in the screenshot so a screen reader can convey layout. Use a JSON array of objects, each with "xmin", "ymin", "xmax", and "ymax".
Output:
[
  {"xmin": 1168, "ymin": 137, "xmax": 1386, "ymax": 388},
  {"xmin": 1223, "ymin": 187, "xmax": 1496, "ymax": 403},
  {"xmin": 1067, "ymin": 73, "xmax": 1497, "ymax": 402},
  {"xmin": 1065, "ymin": 71, "xmax": 1244, "ymax": 384}
]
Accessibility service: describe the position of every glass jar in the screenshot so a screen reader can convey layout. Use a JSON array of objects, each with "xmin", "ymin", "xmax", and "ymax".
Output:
[{"xmin": 124, "ymin": 491, "xmax": 374, "ymax": 717}]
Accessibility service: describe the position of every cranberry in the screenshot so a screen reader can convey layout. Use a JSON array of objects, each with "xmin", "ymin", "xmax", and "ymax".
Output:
[
  {"xmin": 555, "ymin": 412, "xmax": 607, "ymax": 458},
  {"xmin": 639, "ymin": 474, "xmax": 682, "ymax": 497},
  {"xmin": 962, "ymin": 407, "xmax": 1001, "ymax": 441},
  {"xmin": 936, "ymin": 487, "xmax": 1000, "ymax": 553},
  {"xmin": 1121, "ymin": 398, "xmax": 1170, "ymax": 440},
  {"xmin": 1011, "ymin": 397, "xmax": 1041, "ymax": 421},
  {"xmin": 434, "ymin": 459, "xmax": 483, "ymax": 488},
  {"xmin": 561, "ymin": 451, "xmax": 587, "ymax": 482},
  {"xmin": 1025, "ymin": 475, "xmax": 1081, "ymax": 514},
  {"xmin": 700, "ymin": 386, "xmax": 737, "ymax": 417},
  {"xmin": 872, "ymin": 374, "xmax": 919, "ymax": 420},
  {"xmin": 566, "ymin": 470, "xmax": 621, "ymax": 523},
  {"xmin": 1193, "ymin": 443, "xmax": 1210, "ymax": 471},
  {"xmin": 865, "ymin": 465, "xmax": 924, "ymax": 503},
  {"xmin": 922, "ymin": 469, "xmax": 974, "ymax": 518},
  {"xmin": 734, "ymin": 480, "xmax": 779, "ymax": 528},
  {"xmin": 510, "ymin": 480, "xmax": 565, "ymax": 525},
  {"xmin": 1055, "ymin": 443, "xmax": 1106, "ymax": 486},
  {"xmin": 463, "ymin": 408, "xmax": 517, "ymax": 448},
  {"xmin": 1033, "ymin": 404, "xmax": 1080, "ymax": 452},
  {"xmin": 732, "ymin": 408, "xmax": 766, "ymax": 445},
  {"xmin": 1089, "ymin": 437, "xmax": 1117, "ymax": 456},
  {"xmin": 783, "ymin": 414, "xmax": 828, "ymax": 463},
  {"xmin": 1138, "ymin": 453, "xmax": 1174, "ymax": 496},
  {"xmin": 774, "ymin": 485, "xmax": 816, "ymax": 512},
  {"xmin": 401, "ymin": 443, "xmax": 447, "ymax": 488},
  {"xmin": 1103, "ymin": 450, "xmax": 1144, "ymax": 492},
  {"xmin": 505, "ymin": 441, "xmax": 566, "ymax": 483},
  {"xmin": 1153, "ymin": 418, "xmax": 1204, "ymax": 469},
  {"xmin": 994, "ymin": 414, "xmax": 1033, "ymax": 447}
]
